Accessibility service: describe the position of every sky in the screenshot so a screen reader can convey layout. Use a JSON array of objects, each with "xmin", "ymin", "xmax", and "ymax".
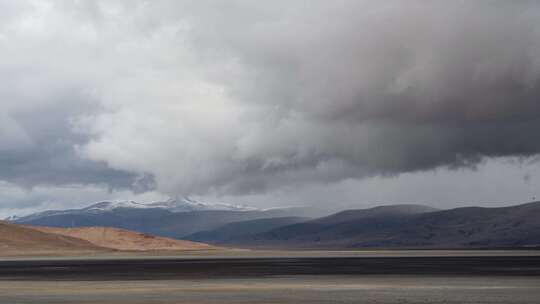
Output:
[{"xmin": 1, "ymin": 0, "xmax": 540, "ymax": 217}]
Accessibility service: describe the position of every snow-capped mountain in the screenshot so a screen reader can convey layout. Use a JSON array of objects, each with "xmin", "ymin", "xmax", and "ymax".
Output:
[
  {"xmin": 7, "ymin": 198, "xmax": 323, "ymax": 239},
  {"xmin": 8, "ymin": 197, "xmax": 256, "ymax": 223}
]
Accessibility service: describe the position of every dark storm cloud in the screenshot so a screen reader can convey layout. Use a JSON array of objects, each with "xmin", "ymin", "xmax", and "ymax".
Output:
[
  {"xmin": 2, "ymin": 0, "xmax": 540, "ymax": 203},
  {"xmin": 159, "ymin": 0, "xmax": 540, "ymax": 193}
]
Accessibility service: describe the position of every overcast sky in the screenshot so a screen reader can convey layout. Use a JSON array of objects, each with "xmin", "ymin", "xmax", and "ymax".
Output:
[{"xmin": 1, "ymin": 1, "xmax": 540, "ymax": 217}]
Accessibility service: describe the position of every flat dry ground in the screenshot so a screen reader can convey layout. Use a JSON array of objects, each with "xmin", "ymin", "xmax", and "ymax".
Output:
[
  {"xmin": 3, "ymin": 249, "xmax": 540, "ymax": 260},
  {"xmin": 1, "ymin": 251, "xmax": 539, "ymax": 303},
  {"xmin": 1, "ymin": 275, "xmax": 539, "ymax": 304}
]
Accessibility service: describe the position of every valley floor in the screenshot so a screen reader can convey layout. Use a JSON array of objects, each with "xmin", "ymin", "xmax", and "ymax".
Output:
[
  {"xmin": 1, "ymin": 251, "xmax": 540, "ymax": 304},
  {"xmin": 1, "ymin": 275, "xmax": 539, "ymax": 304}
]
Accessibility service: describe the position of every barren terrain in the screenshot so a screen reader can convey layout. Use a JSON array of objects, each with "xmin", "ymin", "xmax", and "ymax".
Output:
[
  {"xmin": 1, "ymin": 253, "xmax": 540, "ymax": 303},
  {"xmin": 0, "ymin": 221, "xmax": 106, "ymax": 256},
  {"xmin": 31, "ymin": 226, "xmax": 216, "ymax": 251}
]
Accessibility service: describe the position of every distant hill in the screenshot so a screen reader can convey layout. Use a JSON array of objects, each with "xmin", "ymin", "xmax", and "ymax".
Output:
[
  {"xmin": 391, "ymin": 201, "xmax": 540, "ymax": 248},
  {"xmin": 31, "ymin": 226, "xmax": 216, "ymax": 251},
  {"xmin": 0, "ymin": 220, "xmax": 220, "ymax": 257},
  {"xmin": 0, "ymin": 221, "xmax": 105, "ymax": 256},
  {"xmin": 229, "ymin": 202, "xmax": 540, "ymax": 249},
  {"xmin": 312, "ymin": 204, "xmax": 439, "ymax": 225},
  {"xmin": 186, "ymin": 216, "xmax": 310, "ymax": 244}
]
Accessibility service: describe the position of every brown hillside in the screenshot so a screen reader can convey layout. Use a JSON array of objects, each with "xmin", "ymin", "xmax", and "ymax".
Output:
[
  {"xmin": 0, "ymin": 221, "xmax": 105, "ymax": 256},
  {"xmin": 31, "ymin": 226, "xmax": 217, "ymax": 251}
]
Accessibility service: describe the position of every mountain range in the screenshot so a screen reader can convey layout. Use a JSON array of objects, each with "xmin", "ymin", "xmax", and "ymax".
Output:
[
  {"xmin": 189, "ymin": 202, "xmax": 540, "ymax": 249},
  {"xmin": 11, "ymin": 198, "xmax": 323, "ymax": 239},
  {"xmin": 9, "ymin": 199, "xmax": 540, "ymax": 249}
]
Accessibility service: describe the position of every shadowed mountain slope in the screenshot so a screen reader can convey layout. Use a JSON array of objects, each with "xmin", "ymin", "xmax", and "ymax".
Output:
[
  {"xmin": 226, "ymin": 202, "xmax": 540, "ymax": 249},
  {"xmin": 186, "ymin": 216, "xmax": 310, "ymax": 244},
  {"xmin": 311, "ymin": 204, "xmax": 439, "ymax": 225}
]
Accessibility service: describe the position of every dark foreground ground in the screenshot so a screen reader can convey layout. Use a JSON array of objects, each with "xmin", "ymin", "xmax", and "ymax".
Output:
[{"xmin": 1, "ymin": 251, "xmax": 540, "ymax": 303}]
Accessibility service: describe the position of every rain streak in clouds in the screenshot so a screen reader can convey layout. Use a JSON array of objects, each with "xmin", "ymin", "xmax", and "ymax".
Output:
[{"xmin": 1, "ymin": 1, "xmax": 540, "ymax": 212}]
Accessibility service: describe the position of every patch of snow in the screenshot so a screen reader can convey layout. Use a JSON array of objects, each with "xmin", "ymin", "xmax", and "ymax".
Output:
[
  {"xmin": 147, "ymin": 197, "xmax": 256, "ymax": 212},
  {"xmin": 83, "ymin": 200, "xmax": 149, "ymax": 212},
  {"xmin": 4, "ymin": 215, "xmax": 19, "ymax": 221}
]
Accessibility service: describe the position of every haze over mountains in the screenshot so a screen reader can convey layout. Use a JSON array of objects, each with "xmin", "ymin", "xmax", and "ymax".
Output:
[
  {"xmin": 8, "ymin": 199, "xmax": 540, "ymax": 249},
  {"xmin": 11, "ymin": 199, "xmax": 324, "ymax": 239}
]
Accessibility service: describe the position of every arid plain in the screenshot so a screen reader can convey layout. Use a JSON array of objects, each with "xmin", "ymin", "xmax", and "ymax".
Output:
[{"xmin": 1, "ymin": 251, "xmax": 540, "ymax": 304}]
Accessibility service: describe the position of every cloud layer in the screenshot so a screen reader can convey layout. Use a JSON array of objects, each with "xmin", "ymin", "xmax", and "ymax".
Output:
[{"xmin": 1, "ymin": 1, "xmax": 540, "ymax": 210}]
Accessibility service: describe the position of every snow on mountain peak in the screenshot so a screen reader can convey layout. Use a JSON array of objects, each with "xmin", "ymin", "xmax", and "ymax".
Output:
[
  {"xmin": 147, "ymin": 197, "xmax": 256, "ymax": 212},
  {"xmin": 83, "ymin": 200, "xmax": 148, "ymax": 212}
]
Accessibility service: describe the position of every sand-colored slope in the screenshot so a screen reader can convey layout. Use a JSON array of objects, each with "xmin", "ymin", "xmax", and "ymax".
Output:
[
  {"xmin": 31, "ymin": 226, "xmax": 217, "ymax": 251},
  {"xmin": 0, "ymin": 221, "xmax": 105, "ymax": 255}
]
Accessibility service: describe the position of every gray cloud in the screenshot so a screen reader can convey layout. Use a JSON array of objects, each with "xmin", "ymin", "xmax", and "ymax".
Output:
[
  {"xmin": 0, "ymin": 91, "xmax": 141, "ymax": 189},
  {"xmin": 0, "ymin": 180, "xmax": 167, "ymax": 218},
  {"xmin": 85, "ymin": 0, "xmax": 540, "ymax": 195},
  {"xmin": 209, "ymin": 157, "xmax": 540, "ymax": 211},
  {"xmin": 0, "ymin": 0, "xmax": 155, "ymax": 198},
  {"xmin": 1, "ymin": 1, "xmax": 540, "ymax": 209}
]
